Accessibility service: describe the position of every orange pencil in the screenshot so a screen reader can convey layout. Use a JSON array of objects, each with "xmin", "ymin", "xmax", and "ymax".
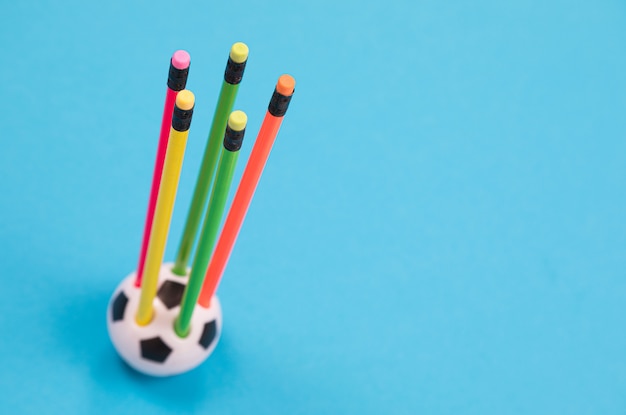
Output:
[{"xmin": 198, "ymin": 75, "xmax": 295, "ymax": 308}]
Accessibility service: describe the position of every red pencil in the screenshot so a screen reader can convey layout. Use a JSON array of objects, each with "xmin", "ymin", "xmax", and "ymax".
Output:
[
  {"xmin": 134, "ymin": 50, "xmax": 190, "ymax": 287},
  {"xmin": 198, "ymin": 74, "xmax": 295, "ymax": 307}
]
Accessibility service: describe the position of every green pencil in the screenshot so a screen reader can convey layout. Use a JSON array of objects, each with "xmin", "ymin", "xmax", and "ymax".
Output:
[
  {"xmin": 175, "ymin": 111, "xmax": 248, "ymax": 337},
  {"xmin": 172, "ymin": 42, "xmax": 249, "ymax": 276}
]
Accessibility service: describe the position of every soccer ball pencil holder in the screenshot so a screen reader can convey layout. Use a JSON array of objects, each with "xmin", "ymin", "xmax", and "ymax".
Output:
[
  {"xmin": 106, "ymin": 44, "xmax": 294, "ymax": 377},
  {"xmin": 107, "ymin": 264, "xmax": 222, "ymax": 376}
]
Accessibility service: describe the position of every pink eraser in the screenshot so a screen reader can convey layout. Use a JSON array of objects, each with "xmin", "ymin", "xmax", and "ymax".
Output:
[{"xmin": 171, "ymin": 50, "xmax": 191, "ymax": 70}]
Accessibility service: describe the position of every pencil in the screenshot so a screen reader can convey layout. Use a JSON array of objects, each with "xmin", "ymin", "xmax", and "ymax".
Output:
[
  {"xmin": 175, "ymin": 111, "xmax": 248, "ymax": 337},
  {"xmin": 135, "ymin": 50, "xmax": 190, "ymax": 287},
  {"xmin": 197, "ymin": 75, "xmax": 295, "ymax": 308},
  {"xmin": 136, "ymin": 90, "xmax": 195, "ymax": 325},
  {"xmin": 171, "ymin": 43, "xmax": 249, "ymax": 276}
]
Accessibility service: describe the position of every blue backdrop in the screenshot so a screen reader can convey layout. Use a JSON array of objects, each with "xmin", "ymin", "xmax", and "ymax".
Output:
[{"xmin": 1, "ymin": 0, "xmax": 625, "ymax": 413}]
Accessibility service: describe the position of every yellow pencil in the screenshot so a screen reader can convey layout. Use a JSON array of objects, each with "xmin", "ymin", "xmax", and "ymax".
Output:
[{"xmin": 136, "ymin": 90, "xmax": 195, "ymax": 326}]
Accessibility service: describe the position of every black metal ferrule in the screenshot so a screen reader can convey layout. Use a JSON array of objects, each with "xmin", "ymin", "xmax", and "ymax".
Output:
[
  {"xmin": 223, "ymin": 125, "xmax": 245, "ymax": 151},
  {"xmin": 172, "ymin": 104, "xmax": 194, "ymax": 132},
  {"xmin": 224, "ymin": 57, "xmax": 247, "ymax": 85},
  {"xmin": 268, "ymin": 88, "xmax": 293, "ymax": 117},
  {"xmin": 167, "ymin": 61, "xmax": 189, "ymax": 91}
]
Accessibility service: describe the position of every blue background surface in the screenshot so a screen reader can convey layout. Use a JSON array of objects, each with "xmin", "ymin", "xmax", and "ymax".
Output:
[{"xmin": 1, "ymin": 0, "xmax": 625, "ymax": 413}]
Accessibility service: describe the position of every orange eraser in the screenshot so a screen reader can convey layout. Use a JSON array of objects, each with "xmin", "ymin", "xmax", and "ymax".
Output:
[{"xmin": 276, "ymin": 74, "xmax": 295, "ymax": 96}]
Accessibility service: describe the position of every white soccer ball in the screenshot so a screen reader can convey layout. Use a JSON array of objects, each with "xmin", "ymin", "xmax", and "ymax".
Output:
[{"xmin": 106, "ymin": 263, "xmax": 222, "ymax": 376}]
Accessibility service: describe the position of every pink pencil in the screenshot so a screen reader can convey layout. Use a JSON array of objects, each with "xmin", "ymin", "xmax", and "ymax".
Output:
[{"xmin": 134, "ymin": 50, "xmax": 191, "ymax": 287}]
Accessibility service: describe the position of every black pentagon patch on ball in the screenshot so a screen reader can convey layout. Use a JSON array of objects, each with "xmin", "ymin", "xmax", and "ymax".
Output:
[
  {"xmin": 111, "ymin": 291, "xmax": 128, "ymax": 322},
  {"xmin": 140, "ymin": 337, "xmax": 172, "ymax": 363},
  {"xmin": 157, "ymin": 279, "xmax": 186, "ymax": 309},
  {"xmin": 198, "ymin": 320, "xmax": 217, "ymax": 350}
]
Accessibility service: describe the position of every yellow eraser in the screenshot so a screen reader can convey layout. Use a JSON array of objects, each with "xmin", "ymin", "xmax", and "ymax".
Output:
[
  {"xmin": 229, "ymin": 42, "xmax": 249, "ymax": 64},
  {"xmin": 176, "ymin": 90, "xmax": 195, "ymax": 110},
  {"xmin": 228, "ymin": 110, "xmax": 247, "ymax": 131}
]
